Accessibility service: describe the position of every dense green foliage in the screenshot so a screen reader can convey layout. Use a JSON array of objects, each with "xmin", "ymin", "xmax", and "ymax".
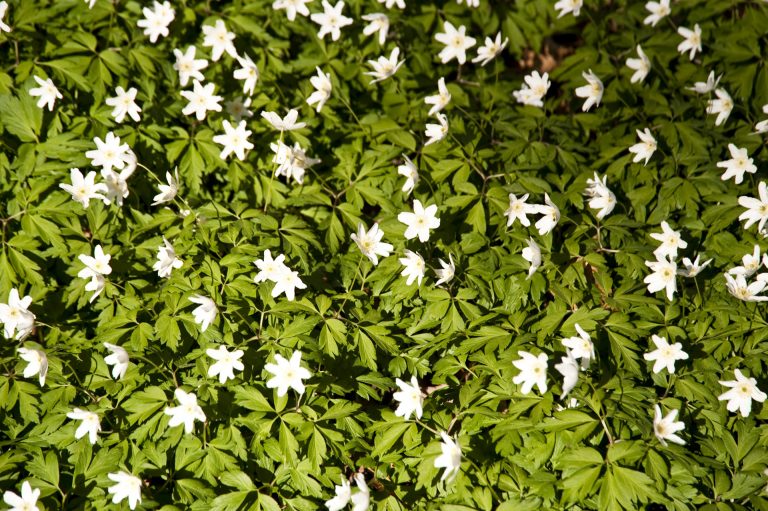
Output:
[{"xmin": 2, "ymin": 0, "xmax": 768, "ymax": 510}]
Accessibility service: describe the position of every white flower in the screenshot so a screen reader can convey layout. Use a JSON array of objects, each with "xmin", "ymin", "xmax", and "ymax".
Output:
[
  {"xmin": 393, "ymin": 375, "xmax": 424, "ymax": 420},
  {"xmin": 505, "ymin": 193, "xmax": 536, "ymax": 227},
  {"xmin": 83, "ymin": 274, "xmax": 106, "ymax": 303},
  {"xmin": 434, "ymin": 432, "xmax": 462, "ymax": 482},
  {"xmin": 85, "ymin": 132, "xmax": 131, "ymax": 174},
  {"xmin": 472, "ymin": 31, "xmax": 508, "ymax": 66},
  {"xmin": 644, "ymin": 255, "xmax": 678, "ymax": 301},
  {"xmin": 533, "ymin": 193, "xmax": 560, "ymax": 235},
  {"xmin": 100, "ymin": 153, "xmax": 136, "ymax": 206},
  {"xmin": 350, "ymin": 474, "xmax": 370, "ymax": 511},
  {"xmin": 104, "ymin": 343, "xmax": 129, "ymax": 380},
  {"xmin": 362, "ymin": 13, "xmax": 389, "ymax": 45},
  {"xmin": 67, "ymin": 408, "xmax": 101, "ymax": 444},
  {"xmin": 424, "ymin": 113, "xmax": 449, "ymax": 146},
  {"xmin": 677, "ymin": 24, "xmax": 702, "ymax": 61},
  {"xmin": 397, "ymin": 155, "xmax": 419, "ymax": 194},
  {"xmin": 717, "ymin": 144, "xmax": 756, "ymax": 185},
  {"xmin": 78, "ymin": 244, "xmax": 112, "ymax": 302},
  {"xmin": 398, "ymin": 199, "xmax": 440, "ymax": 242},
  {"xmin": 29, "ymin": 75, "xmax": 62, "ymax": 111},
  {"xmin": 457, "ymin": 0, "xmax": 479, "ymax": 5},
  {"xmin": 270, "ymin": 140, "xmax": 319, "ymax": 185},
  {"xmin": 643, "ymin": 0, "xmax": 670, "ymax": 26},
  {"xmin": 554, "ymin": 350, "xmax": 579, "ymax": 399},
  {"xmin": 0, "ymin": 1, "xmax": 10, "ymax": 33},
  {"xmin": 213, "ymin": 120, "xmax": 254, "ymax": 161},
  {"xmin": 261, "ymin": 109, "xmax": 307, "ymax": 131},
  {"xmin": 687, "ymin": 70, "xmax": 721, "ymax": 94},
  {"xmin": 180, "ymin": 79, "xmax": 222, "ymax": 121},
  {"xmin": 650, "ymin": 221, "xmax": 687, "ymax": 259},
  {"xmin": 643, "ymin": 334, "xmax": 688, "ymax": 374},
  {"xmin": 173, "ymin": 46, "xmax": 207, "ymax": 87},
  {"xmin": 365, "ymin": 47, "xmax": 404, "ymax": 84},
  {"xmin": 724, "ymin": 273, "xmax": 768, "ymax": 302},
  {"xmin": 653, "ymin": 405, "xmax": 685, "ymax": 447},
  {"xmin": 677, "ymin": 255, "xmax": 712, "ymax": 277},
  {"xmin": 82, "ymin": 274, "xmax": 106, "ymax": 298},
  {"xmin": 265, "ymin": 350, "xmax": 312, "ymax": 396},
  {"xmin": 351, "ymin": 223, "xmax": 393, "ymax": 266},
  {"xmin": 584, "ymin": 173, "xmax": 616, "ymax": 220},
  {"xmin": 0, "ymin": 289, "xmax": 35, "ymax": 340},
  {"xmin": 628, "ymin": 128, "xmax": 657, "ymax": 166},
  {"xmin": 233, "ymin": 54, "xmax": 259, "ymax": 96},
  {"xmin": 226, "ymin": 96, "xmax": 254, "ymax": 121},
  {"xmin": 554, "ymin": 0, "xmax": 582, "ymax": 18},
  {"xmin": 106, "ymin": 86, "xmax": 141, "ymax": 123},
  {"xmin": 107, "ymin": 472, "xmax": 142, "ymax": 510},
  {"xmin": 152, "ymin": 168, "xmax": 179, "ymax": 205},
  {"xmin": 729, "ymin": 245, "xmax": 763, "ymax": 277},
  {"xmin": 3, "ymin": 481, "xmax": 40, "ymax": 511},
  {"xmin": 574, "ymin": 69, "xmax": 603, "ymax": 112},
  {"xmin": 755, "ymin": 104, "xmax": 768, "ymax": 133},
  {"xmin": 254, "ymin": 250, "xmax": 289, "ymax": 283},
  {"xmin": 424, "ymin": 77, "xmax": 451, "ymax": 117},
  {"xmin": 310, "ymin": 1, "xmax": 353, "ymax": 41},
  {"xmin": 561, "ymin": 323, "xmax": 594, "ymax": 369},
  {"xmin": 273, "ymin": 0, "xmax": 312, "ymax": 21},
  {"xmin": 325, "ymin": 478, "xmax": 352, "ymax": 511},
  {"xmin": 189, "ymin": 295, "xmax": 217, "ymax": 332},
  {"xmin": 588, "ymin": 190, "xmax": 616, "ymax": 221},
  {"xmin": 739, "ymin": 182, "xmax": 768, "ymax": 232},
  {"xmin": 307, "ymin": 67, "xmax": 332, "ymax": 112},
  {"xmin": 521, "ymin": 237, "xmax": 541, "ymax": 279},
  {"xmin": 584, "ymin": 173, "xmax": 609, "ymax": 198},
  {"xmin": 512, "ymin": 351, "xmax": 548, "ymax": 394},
  {"xmin": 718, "ymin": 369, "xmax": 767, "ymax": 417},
  {"xmin": 165, "ymin": 388, "xmax": 206, "ymax": 433},
  {"xmin": 434, "ymin": 21, "xmax": 476, "ymax": 65},
  {"xmin": 435, "ymin": 254, "xmax": 455, "ymax": 286},
  {"xmin": 513, "ymin": 71, "xmax": 550, "ymax": 108},
  {"xmin": 202, "ymin": 19, "xmax": 237, "ymax": 61},
  {"xmin": 153, "ymin": 236, "xmax": 183, "ymax": 278},
  {"xmin": 706, "ymin": 88, "xmax": 733, "ymax": 126},
  {"xmin": 78, "ymin": 244, "xmax": 112, "ymax": 277},
  {"xmin": 378, "ymin": 0, "xmax": 404, "ymax": 7},
  {"xmin": 399, "ymin": 250, "xmax": 426, "ymax": 286},
  {"xmin": 206, "ymin": 345, "xmax": 244, "ymax": 384},
  {"xmin": 271, "ymin": 266, "xmax": 307, "ymax": 301},
  {"xmin": 18, "ymin": 347, "xmax": 47, "ymax": 386},
  {"xmin": 100, "ymin": 166, "xmax": 130, "ymax": 205},
  {"xmin": 626, "ymin": 45, "xmax": 650, "ymax": 84},
  {"xmin": 137, "ymin": 1, "xmax": 174, "ymax": 43},
  {"xmin": 59, "ymin": 168, "xmax": 107, "ymax": 208}
]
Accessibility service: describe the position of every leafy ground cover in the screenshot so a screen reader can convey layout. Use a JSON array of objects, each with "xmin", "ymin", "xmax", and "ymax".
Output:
[{"xmin": 1, "ymin": 0, "xmax": 768, "ymax": 510}]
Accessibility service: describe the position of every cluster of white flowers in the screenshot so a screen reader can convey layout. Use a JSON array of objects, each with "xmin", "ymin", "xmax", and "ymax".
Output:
[
  {"xmin": 270, "ymin": 139, "xmax": 320, "ymax": 185},
  {"xmin": 325, "ymin": 473, "xmax": 369, "ymax": 511},
  {"xmin": 502, "ymin": 193, "xmax": 561, "ymax": 277},
  {"xmin": 77, "ymin": 244, "xmax": 112, "ymax": 302},
  {"xmin": 643, "ymin": 221, "xmax": 703, "ymax": 301},
  {"xmin": 254, "ymin": 249, "xmax": 307, "ymax": 301},
  {"xmin": 5, "ymin": 0, "xmax": 768, "ymax": 507}
]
